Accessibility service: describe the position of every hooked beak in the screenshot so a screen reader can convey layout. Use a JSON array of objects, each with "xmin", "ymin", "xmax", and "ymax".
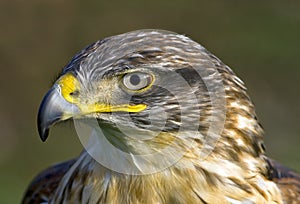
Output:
[{"xmin": 37, "ymin": 85, "xmax": 80, "ymax": 142}]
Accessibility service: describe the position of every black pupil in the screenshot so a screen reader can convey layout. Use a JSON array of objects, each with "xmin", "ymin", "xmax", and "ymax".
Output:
[{"xmin": 130, "ymin": 74, "xmax": 141, "ymax": 86}]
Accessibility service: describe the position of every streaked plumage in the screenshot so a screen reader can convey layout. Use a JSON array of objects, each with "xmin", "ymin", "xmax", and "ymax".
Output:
[{"xmin": 23, "ymin": 30, "xmax": 299, "ymax": 203}]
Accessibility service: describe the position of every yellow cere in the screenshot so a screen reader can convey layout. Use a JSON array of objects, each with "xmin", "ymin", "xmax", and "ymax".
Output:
[{"xmin": 58, "ymin": 73, "xmax": 80, "ymax": 103}]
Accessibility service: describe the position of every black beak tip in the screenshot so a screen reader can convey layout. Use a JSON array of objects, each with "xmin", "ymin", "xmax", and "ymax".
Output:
[{"xmin": 38, "ymin": 126, "xmax": 49, "ymax": 142}]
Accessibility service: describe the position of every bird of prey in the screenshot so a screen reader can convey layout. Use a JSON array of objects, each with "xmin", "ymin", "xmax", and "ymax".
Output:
[{"xmin": 23, "ymin": 30, "xmax": 299, "ymax": 203}]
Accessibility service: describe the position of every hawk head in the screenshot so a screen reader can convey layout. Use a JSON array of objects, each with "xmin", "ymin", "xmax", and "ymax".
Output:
[
  {"xmin": 32, "ymin": 30, "xmax": 297, "ymax": 203},
  {"xmin": 38, "ymin": 30, "xmax": 264, "ymax": 172}
]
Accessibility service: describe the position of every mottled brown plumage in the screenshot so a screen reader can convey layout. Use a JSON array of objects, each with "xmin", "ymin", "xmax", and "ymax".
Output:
[{"xmin": 23, "ymin": 30, "xmax": 299, "ymax": 203}]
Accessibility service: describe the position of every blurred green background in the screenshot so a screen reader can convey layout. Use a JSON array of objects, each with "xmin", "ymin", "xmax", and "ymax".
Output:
[{"xmin": 0, "ymin": 0, "xmax": 299, "ymax": 203}]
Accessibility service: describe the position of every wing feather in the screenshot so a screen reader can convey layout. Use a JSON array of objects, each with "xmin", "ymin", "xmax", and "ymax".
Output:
[
  {"xmin": 267, "ymin": 158, "xmax": 300, "ymax": 203},
  {"xmin": 22, "ymin": 159, "xmax": 76, "ymax": 204}
]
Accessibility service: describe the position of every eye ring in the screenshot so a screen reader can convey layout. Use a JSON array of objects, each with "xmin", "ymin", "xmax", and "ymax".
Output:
[{"xmin": 122, "ymin": 72, "xmax": 153, "ymax": 91}]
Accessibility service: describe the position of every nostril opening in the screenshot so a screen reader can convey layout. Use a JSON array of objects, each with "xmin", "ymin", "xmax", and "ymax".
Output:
[{"xmin": 70, "ymin": 90, "xmax": 79, "ymax": 96}]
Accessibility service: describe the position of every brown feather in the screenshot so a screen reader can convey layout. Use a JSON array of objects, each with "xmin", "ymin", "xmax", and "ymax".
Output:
[
  {"xmin": 266, "ymin": 158, "xmax": 300, "ymax": 203},
  {"xmin": 22, "ymin": 159, "xmax": 76, "ymax": 204}
]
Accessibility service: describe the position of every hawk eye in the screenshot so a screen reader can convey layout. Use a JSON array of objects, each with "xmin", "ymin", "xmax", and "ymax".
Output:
[{"xmin": 122, "ymin": 72, "xmax": 153, "ymax": 91}]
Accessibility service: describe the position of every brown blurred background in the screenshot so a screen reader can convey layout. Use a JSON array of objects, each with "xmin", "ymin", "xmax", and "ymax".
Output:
[{"xmin": 0, "ymin": 1, "xmax": 299, "ymax": 203}]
